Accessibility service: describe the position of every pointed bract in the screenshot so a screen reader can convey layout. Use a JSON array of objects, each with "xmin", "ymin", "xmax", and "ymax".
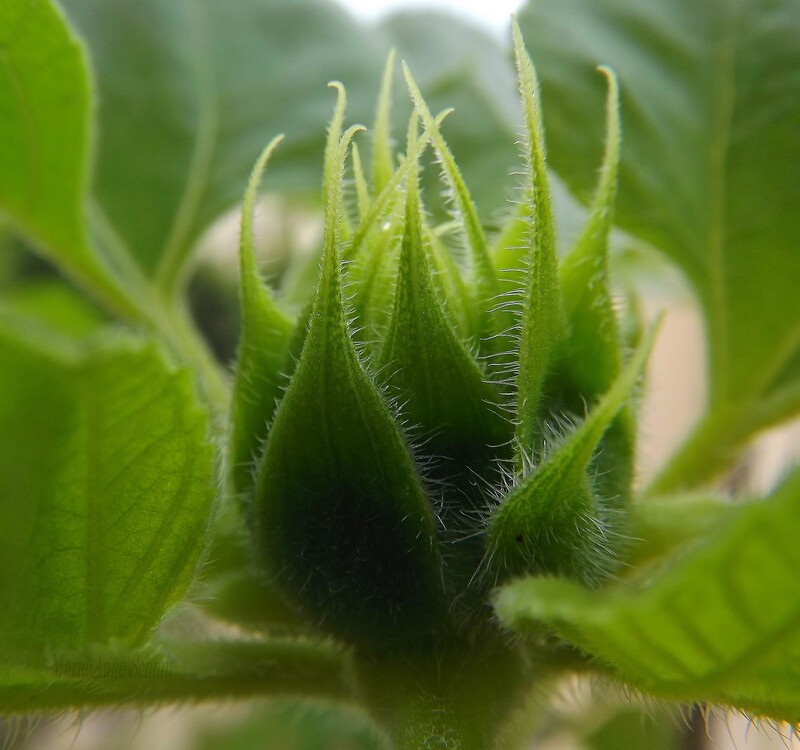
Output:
[
  {"xmin": 557, "ymin": 67, "xmax": 633, "ymax": 505},
  {"xmin": 323, "ymin": 82, "xmax": 347, "ymax": 204},
  {"xmin": 351, "ymin": 142, "xmax": 371, "ymax": 221},
  {"xmin": 424, "ymin": 223, "xmax": 477, "ymax": 339},
  {"xmin": 229, "ymin": 135, "xmax": 295, "ymax": 501},
  {"xmin": 403, "ymin": 64, "xmax": 500, "ymax": 350},
  {"xmin": 254, "ymin": 125, "xmax": 448, "ymax": 649},
  {"xmin": 323, "ymin": 82, "xmax": 352, "ymax": 241},
  {"xmin": 560, "ymin": 67, "xmax": 622, "ymax": 399},
  {"xmin": 486, "ymin": 321, "xmax": 659, "ymax": 585},
  {"xmin": 511, "ymin": 20, "xmax": 565, "ymax": 466},
  {"xmin": 372, "ymin": 49, "xmax": 397, "ymax": 193},
  {"xmin": 379, "ymin": 117, "xmax": 511, "ymax": 593},
  {"xmin": 345, "ymin": 108, "xmax": 453, "ymax": 263},
  {"xmin": 346, "ymin": 110, "xmax": 453, "ymax": 344}
]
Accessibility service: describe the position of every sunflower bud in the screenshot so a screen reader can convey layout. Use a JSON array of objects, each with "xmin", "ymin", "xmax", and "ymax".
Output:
[{"xmin": 229, "ymin": 22, "xmax": 655, "ymax": 653}]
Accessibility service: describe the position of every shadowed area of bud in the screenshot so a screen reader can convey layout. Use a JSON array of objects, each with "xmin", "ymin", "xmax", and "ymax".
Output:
[{"xmin": 251, "ymin": 123, "xmax": 448, "ymax": 650}]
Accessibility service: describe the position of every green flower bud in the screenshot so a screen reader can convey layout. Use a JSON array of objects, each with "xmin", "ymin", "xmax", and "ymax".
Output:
[
  {"xmin": 229, "ymin": 21, "xmax": 657, "ymax": 654},
  {"xmin": 251, "ymin": 120, "xmax": 447, "ymax": 650}
]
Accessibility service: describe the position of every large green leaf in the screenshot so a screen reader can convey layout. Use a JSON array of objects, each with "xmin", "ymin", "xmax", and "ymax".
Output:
[
  {"xmin": 0, "ymin": 315, "xmax": 215, "ymax": 662},
  {"xmin": 496, "ymin": 467, "xmax": 800, "ymax": 724},
  {"xmin": 61, "ymin": 0, "xmax": 385, "ymax": 288},
  {"xmin": 518, "ymin": 0, "xmax": 800, "ymax": 489},
  {"xmin": 0, "ymin": 0, "xmax": 129, "ymax": 312}
]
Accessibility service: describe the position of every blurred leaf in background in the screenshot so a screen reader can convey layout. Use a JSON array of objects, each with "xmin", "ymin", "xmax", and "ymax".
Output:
[
  {"xmin": 59, "ymin": 0, "xmax": 520, "ymax": 294},
  {"xmin": 61, "ymin": 0, "xmax": 386, "ymax": 289},
  {"xmin": 194, "ymin": 700, "xmax": 384, "ymax": 750},
  {"xmin": 518, "ymin": 0, "xmax": 800, "ymax": 490}
]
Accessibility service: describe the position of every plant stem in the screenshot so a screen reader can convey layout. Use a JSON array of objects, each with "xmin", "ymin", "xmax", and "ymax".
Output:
[
  {"xmin": 86, "ymin": 201, "xmax": 163, "ymax": 326},
  {"xmin": 88, "ymin": 201, "xmax": 231, "ymax": 413},
  {"xmin": 152, "ymin": 296, "xmax": 230, "ymax": 421},
  {"xmin": 0, "ymin": 639, "xmax": 353, "ymax": 715},
  {"xmin": 356, "ymin": 639, "xmax": 530, "ymax": 750}
]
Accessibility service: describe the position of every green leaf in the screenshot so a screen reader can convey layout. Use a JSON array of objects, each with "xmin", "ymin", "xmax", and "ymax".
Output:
[
  {"xmin": 60, "ymin": 0, "xmax": 386, "ymax": 290},
  {"xmin": 0, "ymin": 0, "xmax": 130, "ymax": 313},
  {"xmin": 0, "ymin": 317, "xmax": 215, "ymax": 662},
  {"xmin": 518, "ymin": 0, "xmax": 800, "ymax": 489},
  {"xmin": 253, "ymin": 127, "xmax": 447, "ymax": 650},
  {"xmin": 486, "ymin": 322, "xmax": 658, "ymax": 586},
  {"xmin": 626, "ymin": 492, "xmax": 731, "ymax": 566},
  {"xmin": 496, "ymin": 467, "xmax": 800, "ymax": 725},
  {"xmin": 228, "ymin": 135, "xmax": 295, "ymax": 502},
  {"xmin": 2, "ymin": 279, "xmax": 106, "ymax": 337}
]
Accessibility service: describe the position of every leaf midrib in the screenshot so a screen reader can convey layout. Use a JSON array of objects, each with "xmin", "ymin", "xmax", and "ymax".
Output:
[
  {"xmin": 700, "ymin": 0, "xmax": 800, "ymax": 411},
  {"xmin": 154, "ymin": 0, "xmax": 219, "ymax": 291},
  {"xmin": 705, "ymin": 0, "xmax": 742, "ymax": 401},
  {"xmin": 82, "ymin": 364, "xmax": 104, "ymax": 644}
]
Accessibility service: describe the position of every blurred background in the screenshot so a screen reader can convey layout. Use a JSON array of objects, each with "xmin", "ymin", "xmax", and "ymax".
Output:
[
  {"xmin": 3, "ymin": 0, "xmax": 799, "ymax": 747},
  {"xmin": 344, "ymin": 0, "xmax": 520, "ymax": 33}
]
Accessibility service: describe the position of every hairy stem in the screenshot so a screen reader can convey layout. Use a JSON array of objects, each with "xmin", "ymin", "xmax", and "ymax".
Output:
[
  {"xmin": 88, "ymin": 201, "xmax": 230, "ymax": 417},
  {"xmin": 356, "ymin": 639, "xmax": 530, "ymax": 750},
  {"xmin": 0, "ymin": 639, "xmax": 354, "ymax": 715}
]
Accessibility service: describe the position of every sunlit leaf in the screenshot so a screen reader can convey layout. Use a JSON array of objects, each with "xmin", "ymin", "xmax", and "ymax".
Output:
[
  {"xmin": 497, "ymin": 467, "xmax": 800, "ymax": 724},
  {"xmin": 0, "ymin": 317, "xmax": 214, "ymax": 662},
  {"xmin": 0, "ymin": 0, "xmax": 131, "ymax": 313}
]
